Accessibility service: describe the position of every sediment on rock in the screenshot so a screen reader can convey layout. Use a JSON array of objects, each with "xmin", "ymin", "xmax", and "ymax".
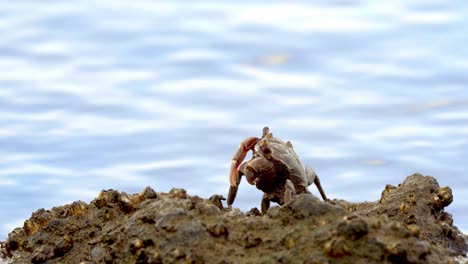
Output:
[{"xmin": 1, "ymin": 174, "xmax": 466, "ymax": 263}]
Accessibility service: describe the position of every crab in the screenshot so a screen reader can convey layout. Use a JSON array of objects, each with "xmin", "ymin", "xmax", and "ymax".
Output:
[{"xmin": 227, "ymin": 127, "xmax": 328, "ymax": 213}]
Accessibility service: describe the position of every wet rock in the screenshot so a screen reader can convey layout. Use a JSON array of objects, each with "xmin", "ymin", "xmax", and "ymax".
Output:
[{"xmin": 1, "ymin": 173, "xmax": 466, "ymax": 263}]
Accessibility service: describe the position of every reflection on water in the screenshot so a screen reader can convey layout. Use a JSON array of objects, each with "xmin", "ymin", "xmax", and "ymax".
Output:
[{"xmin": 1, "ymin": 0, "xmax": 468, "ymax": 239}]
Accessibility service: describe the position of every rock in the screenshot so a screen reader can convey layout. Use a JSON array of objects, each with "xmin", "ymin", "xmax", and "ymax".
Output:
[
  {"xmin": 118, "ymin": 192, "xmax": 137, "ymax": 213},
  {"xmin": 138, "ymin": 186, "xmax": 158, "ymax": 201},
  {"xmin": 168, "ymin": 188, "xmax": 188, "ymax": 199},
  {"xmin": 285, "ymin": 193, "xmax": 344, "ymax": 219},
  {"xmin": 206, "ymin": 223, "xmax": 228, "ymax": 238},
  {"xmin": 154, "ymin": 208, "xmax": 187, "ymax": 232},
  {"xmin": 335, "ymin": 173, "xmax": 468, "ymax": 256},
  {"xmin": 208, "ymin": 194, "xmax": 225, "ymax": 210},
  {"xmin": 1, "ymin": 173, "xmax": 466, "ymax": 263},
  {"xmin": 92, "ymin": 189, "xmax": 120, "ymax": 208},
  {"xmin": 31, "ymin": 245, "xmax": 54, "ymax": 264},
  {"xmin": 53, "ymin": 235, "xmax": 73, "ymax": 257},
  {"xmin": 336, "ymin": 217, "xmax": 369, "ymax": 240}
]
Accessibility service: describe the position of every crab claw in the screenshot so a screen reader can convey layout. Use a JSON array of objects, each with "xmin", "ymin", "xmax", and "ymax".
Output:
[{"xmin": 230, "ymin": 137, "xmax": 259, "ymax": 187}]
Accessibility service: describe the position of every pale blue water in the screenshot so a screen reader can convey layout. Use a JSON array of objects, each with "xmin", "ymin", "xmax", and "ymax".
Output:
[{"xmin": 0, "ymin": 1, "xmax": 467, "ymax": 240}]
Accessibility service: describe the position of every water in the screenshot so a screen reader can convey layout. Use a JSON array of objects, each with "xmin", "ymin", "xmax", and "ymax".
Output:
[{"xmin": 0, "ymin": 0, "xmax": 467, "ymax": 240}]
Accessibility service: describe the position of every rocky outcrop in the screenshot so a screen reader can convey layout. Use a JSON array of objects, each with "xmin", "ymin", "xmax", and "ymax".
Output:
[{"xmin": 1, "ymin": 173, "xmax": 467, "ymax": 263}]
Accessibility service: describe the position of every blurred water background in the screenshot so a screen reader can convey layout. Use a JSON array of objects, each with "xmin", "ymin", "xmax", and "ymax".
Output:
[{"xmin": 0, "ymin": 0, "xmax": 467, "ymax": 240}]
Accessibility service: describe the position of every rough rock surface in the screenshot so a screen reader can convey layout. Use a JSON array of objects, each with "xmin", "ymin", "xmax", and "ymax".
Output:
[{"xmin": 1, "ymin": 173, "xmax": 467, "ymax": 263}]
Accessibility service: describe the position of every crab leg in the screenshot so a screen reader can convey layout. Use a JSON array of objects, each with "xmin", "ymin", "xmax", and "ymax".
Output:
[
  {"xmin": 314, "ymin": 175, "xmax": 329, "ymax": 201},
  {"xmin": 230, "ymin": 137, "xmax": 259, "ymax": 187},
  {"xmin": 283, "ymin": 179, "xmax": 296, "ymax": 205},
  {"xmin": 305, "ymin": 166, "xmax": 328, "ymax": 201},
  {"xmin": 261, "ymin": 194, "xmax": 270, "ymax": 214}
]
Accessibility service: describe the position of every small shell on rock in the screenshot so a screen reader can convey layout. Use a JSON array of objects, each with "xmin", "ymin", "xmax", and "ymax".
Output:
[
  {"xmin": 206, "ymin": 224, "xmax": 228, "ymax": 238},
  {"xmin": 168, "ymin": 188, "xmax": 188, "ymax": 199},
  {"xmin": 208, "ymin": 194, "xmax": 225, "ymax": 209},
  {"xmin": 129, "ymin": 239, "xmax": 144, "ymax": 254},
  {"xmin": 118, "ymin": 192, "xmax": 136, "ymax": 213},
  {"xmin": 399, "ymin": 200, "xmax": 413, "ymax": 212},
  {"xmin": 247, "ymin": 207, "xmax": 261, "ymax": 216},
  {"xmin": 171, "ymin": 247, "xmax": 185, "ymax": 259},
  {"xmin": 433, "ymin": 186, "xmax": 453, "ymax": 209},
  {"xmin": 283, "ymin": 236, "xmax": 296, "ymax": 249},
  {"xmin": 405, "ymin": 224, "xmax": 421, "ymax": 237},
  {"xmin": 138, "ymin": 186, "xmax": 158, "ymax": 201},
  {"xmin": 380, "ymin": 184, "xmax": 397, "ymax": 203},
  {"xmin": 68, "ymin": 201, "xmax": 88, "ymax": 216},
  {"xmin": 93, "ymin": 189, "xmax": 120, "ymax": 208}
]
